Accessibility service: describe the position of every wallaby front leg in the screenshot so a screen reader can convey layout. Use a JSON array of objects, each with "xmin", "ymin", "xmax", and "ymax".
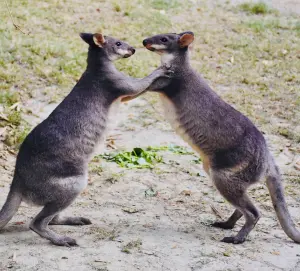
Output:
[{"xmin": 121, "ymin": 66, "xmax": 172, "ymax": 95}]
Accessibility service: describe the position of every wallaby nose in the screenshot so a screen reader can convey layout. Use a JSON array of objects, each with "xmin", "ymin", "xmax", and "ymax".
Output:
[
  {"xmin": 142, "ymin": 39, "xmax": 148, "ymax": 46},
  {"xmin": 131, "ymin": 48, "xmax": 136, "ymax": 54}
]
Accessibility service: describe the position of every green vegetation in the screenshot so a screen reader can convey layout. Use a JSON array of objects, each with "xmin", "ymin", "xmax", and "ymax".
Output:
[
  {"xmin": 0, "ymin": 91, "xmax": 19, "ymax": 106},
  {"xmin": 0, "ymin": 91, "xmax": 29, "ymax": 148},
  {"xmin": 147, "ymin": 144, "xmax": 194, "ymax": 155},
  {"xmin": 98, "ymin": 148, "xmax": 163, "ymax": 169},
  {"xmin": 121, "ymin": 239, "xmax": 142, "ymax": 253},
  {"xmin": 0, "ymin": 0, "xmax": 299, "ymax": 148},
  {"xmin": 96, "ymin": 145, "xmax": 197, "ymax": 169},
  {"xmin": 239, "ymin": 2, "xmax": 273, "ymax": 14}
]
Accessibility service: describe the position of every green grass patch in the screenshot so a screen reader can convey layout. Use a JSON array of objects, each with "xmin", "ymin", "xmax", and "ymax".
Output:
[
  {"xmin": 0, "ymin": 91, "xmax": 19, "ymax": 107},
  {"xmin": 239, "ymin": 2, "xmax": 273, "ymax": 14},
  {"xmin": 0, "ymin": 0, "xmax": 299, "ymax": 148},
  {"xmin": 4, "ymin": 124, "xmax": 31, "ymax": 148},
  {"xmin": 147, "ymin": 144, "xmax": 194, "ymax": 155},
  {"xmin": 149, "ymin": 0, "xmax": 181, "ymax": 10},
  {"xmin": 98, "ymin": 147, "xmax": 163, "ymax": 169}
]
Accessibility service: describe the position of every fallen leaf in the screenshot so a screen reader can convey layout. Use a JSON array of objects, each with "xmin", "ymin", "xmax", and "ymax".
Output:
[
  {"xmin": 145, "ymin": 187, "xmax": 158, "ymax": 197},
  {"xmin": 122, "ymin": 207, "xmax": 139, "ymax": 214},
  {"xmin": 14, "ymin": 221, "xmax": 25, "ymax": 225},
  {"xmin": 180, "ymin": 190, "xmax": 191, "ymax": 196},
  {"xmin": 9, "ymin": 102, "xmax": 21, "ymax": 111}
]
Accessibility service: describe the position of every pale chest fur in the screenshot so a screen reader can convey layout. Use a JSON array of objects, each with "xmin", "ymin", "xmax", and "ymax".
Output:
[
  {"xmin": 159, "ymin": 93, "xmax": 210, "ymax": 174},
  {"xmin": 93, "ymin": 97, "xmax": 122, "ymax": 154}
]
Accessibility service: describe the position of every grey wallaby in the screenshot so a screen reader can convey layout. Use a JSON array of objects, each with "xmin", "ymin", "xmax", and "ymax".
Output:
[
  {"xmin": 137, "ymin": 31, "xmax": 300, "ymax": 244},
  {"xmin": 0, "ymin": 33, "xmax": 171, "ymax": 246}
]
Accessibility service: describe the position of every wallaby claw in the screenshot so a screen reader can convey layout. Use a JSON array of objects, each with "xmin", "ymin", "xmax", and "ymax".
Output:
[
  {"xmin": 161, "ymin": 64, "xmax": 174, "ymax": 78},
  {"xmin": 163, "ymin": 63, "xmax": 172, "ymax": 70},
  {"xmin": 51, "ymin": 236, "xmax": 78, "ymax": 247}
]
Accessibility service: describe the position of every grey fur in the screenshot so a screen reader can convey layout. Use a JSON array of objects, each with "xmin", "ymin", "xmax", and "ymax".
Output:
[
  {"xmin": 0, "ymin": 33, "xmax": 170, "ymax": 246},
  {"xmin": 142, "ymin": 32, "xmax": 300, "ymax": 244}
]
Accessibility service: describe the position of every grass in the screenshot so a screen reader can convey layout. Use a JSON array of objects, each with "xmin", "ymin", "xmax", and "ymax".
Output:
[
  {"xmin": 239, "ymin": 2, "xmax": 273, "ymax": 14},
  {"xmin": 0, "ymin": 91, "xmax": 19, "ymax": 106},
  {"xmin": 121, "ymin": 239, "xmax": 142, "ymax": 254},
  {"xmin": 96, "ymin": 145, "xmax": 197, "ymax": 169},
  {"xmin": 98, "ymin": 147, "xmax": 163, "ymax": 169},
  {"xmin": 0, "ymin": 0, "xmax": 299, "ymax": 149},
  {"xmin": 147, "ymin": 144, "xmax": 194, "ymax": 155},
  {"xmin": 89, "ymin": 226, "xmax": 118, "ymax": 241},
  {"xmin": 0, "ymin": 90, "xmax": 29, "ymax": 148}
]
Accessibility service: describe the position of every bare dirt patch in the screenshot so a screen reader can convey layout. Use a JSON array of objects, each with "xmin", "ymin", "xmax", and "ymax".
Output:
[{"xmin": 1, "ymin": 96, "xmax": 300, "ymax": 271}]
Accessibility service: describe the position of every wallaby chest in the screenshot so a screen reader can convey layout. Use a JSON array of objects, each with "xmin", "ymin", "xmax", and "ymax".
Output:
[
  {"xmin": 93, "ymin": 97, "xmax": 122, "ymax": 154},
  {"xmin": 159, "ymin": 93, "xmax": 210, "ymax": 174}
]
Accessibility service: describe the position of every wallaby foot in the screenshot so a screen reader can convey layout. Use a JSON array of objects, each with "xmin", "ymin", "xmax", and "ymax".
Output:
[
  {"xmin": 219, "ymin": 196, "xmax": 260, "ymax": 244},
  {"xmin": 30, "ymin": 202, "xmax": 78, "ymax": 247},
  {"xmin": 50, "ymin": 215, "xmax": 92, "ymax": 226},
  {"xmin": 213, "ymin": 176, "xmax": 260, "ymax": 244},
  {"xmin": 211, "ymin": 209, "xmax": 243, "ymax": 229}
]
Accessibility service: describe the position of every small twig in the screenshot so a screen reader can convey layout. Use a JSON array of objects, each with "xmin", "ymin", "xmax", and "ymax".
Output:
[
  {"xmin": 107, "ymin": 143, "xmax": 117, "ymax": 150},
  {"xmin": 4, "ymin": 0, "xmax": 29, "ymax": 35},
  {"xmin": 0, "ymin": 114, "xmax": 9, "ymax": 122},
  {"xmin": 12, "ymin": 252, "xmax": 17, "ymax": 262},
  {"xmin": 210, "ymin": 204, "xmax": 223, "ymax": 220}
]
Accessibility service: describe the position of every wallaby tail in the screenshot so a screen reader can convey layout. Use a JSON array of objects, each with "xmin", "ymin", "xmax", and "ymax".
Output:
[
  {"xmin": 266, "ymin": 158, "xmax": 300, "ymax": 243},
  {"xmin": 0, "ymin": 187, "xmax": 22, "ymax": 229}
]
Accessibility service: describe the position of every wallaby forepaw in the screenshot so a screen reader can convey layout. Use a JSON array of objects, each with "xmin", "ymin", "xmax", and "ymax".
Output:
[
  {"xmin": 162, "ymin": 63, "xmax": 172, "ymax": 70},
  {"xmin": 51, "ymin": 236, "xmax": 78, "ymax": 247},
  {"xmin": 166, "ymin": 70, "xmax": 174, "ymax": 77},
  {"xmin": 221, "ymin": 236, "xmax": 246, "ymax": 244},
  {"xmin": 211, "ymin": 221, "xmax": 235, "ymax": 230}
]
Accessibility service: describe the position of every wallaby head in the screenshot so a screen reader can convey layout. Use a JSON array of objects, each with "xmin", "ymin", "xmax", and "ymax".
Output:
[
  {"xmin": 80, "ymin": 33, "xmax": 136, "ymax": 61},
  {"xmin": 143, "ymin": 31, "xmax": 194, "ymax": 64}
]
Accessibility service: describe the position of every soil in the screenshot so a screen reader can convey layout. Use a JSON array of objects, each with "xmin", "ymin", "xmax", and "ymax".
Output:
[{"xmin": 1, "ymin": 94, "xmax": 300, "ymax": 271}]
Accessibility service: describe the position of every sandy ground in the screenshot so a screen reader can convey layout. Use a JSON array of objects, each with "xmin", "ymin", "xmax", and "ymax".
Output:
[{"xmin": 0, "ymin": 94, "xmax": 300, "ymax": 271}]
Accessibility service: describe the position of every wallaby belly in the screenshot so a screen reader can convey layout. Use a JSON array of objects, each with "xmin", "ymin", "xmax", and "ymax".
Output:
[{"xmin": 159, "ymin": 93, "xmax": 210, "ymax": 174}]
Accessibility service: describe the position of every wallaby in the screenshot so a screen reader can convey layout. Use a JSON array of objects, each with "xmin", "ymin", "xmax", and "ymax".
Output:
[
  {"xmin": 139, "ymin": 31, "xmax": 300, "ymax": 244},
  {"xmin": 0, "ymin": 33, "xmax": 171, "ymax": 246}
]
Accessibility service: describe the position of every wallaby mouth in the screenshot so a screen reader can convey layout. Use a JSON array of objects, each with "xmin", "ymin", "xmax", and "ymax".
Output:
[
  {"xmin": 123, "ymin": 48, "xmax": 135, "ymax": 58},
  {"xmin": 145, "ymin": 44, "xmax": 155, "ymax": 51}
]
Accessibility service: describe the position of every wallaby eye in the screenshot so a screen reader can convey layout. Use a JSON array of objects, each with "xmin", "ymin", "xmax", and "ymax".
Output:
[
  {"xmin": 116, "ymin": 42, "xmax": 122, "ymax": 46},
  {"xmin": 161, "ymin": 38, "xmax": 168, "ymax": 42}
]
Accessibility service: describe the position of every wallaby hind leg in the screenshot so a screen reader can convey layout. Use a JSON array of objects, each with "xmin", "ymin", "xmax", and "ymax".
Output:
[
  {"xmin": 49, "ymin": 215, "xmax": 91, "ymax": 226},
  {"xmin": 212, "ymin": 176, "xmax": 260, "ymax": 244},
  {"xmin": 30, "ymin": 201, "xmax": 78, "ymax": 247},
  {"xmin": 211, "ymin": 209, "xmax": 243, "ymax": 229}
]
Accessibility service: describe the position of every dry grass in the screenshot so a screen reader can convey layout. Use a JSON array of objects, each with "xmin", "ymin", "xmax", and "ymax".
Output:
[{"xmin": 0, "ymin": 0, "xmax": 299, "ymax": 146}]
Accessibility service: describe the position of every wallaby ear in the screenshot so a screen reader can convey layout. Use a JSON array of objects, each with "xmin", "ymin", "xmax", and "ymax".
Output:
[
  {"xmin": 93, "ymin": 33, "xmax": 106, "ymax": 47},
  {"xmin": 178, "ymin": 31, "xmax": 194, "ymax": 48},
  {"xmin": 80, "ymin": 33, "xmax": 94, "ymax": 45}
]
